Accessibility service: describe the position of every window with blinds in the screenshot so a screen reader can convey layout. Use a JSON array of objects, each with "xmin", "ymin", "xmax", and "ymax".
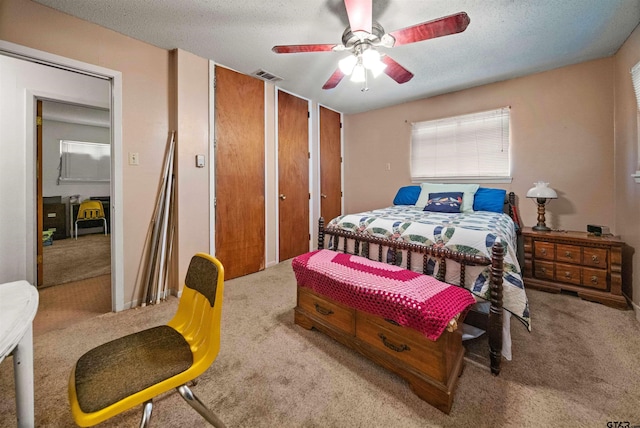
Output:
[
  {"xmin": 410, "ymin": 107, "xmax": 511, "ymax": 182},
  {"xmin": 631, "ymin": 61, "xmax": 640, "ymax": 183},
  {"xmin": 58, "ymin": 140, "xmax": 110, "ymax": 183}
]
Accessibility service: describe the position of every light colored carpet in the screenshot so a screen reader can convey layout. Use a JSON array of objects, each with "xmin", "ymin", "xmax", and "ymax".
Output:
[
  {"xmin": 33, "ymin": 274, "xmax": 111, "ymax": 336},
  {"xmin": 42, "ymin": 234, "xmax": 111, "ymax": 288},
  {"xmin": 1, "ymin": 259, "xmax": 639, "ymax": 427}
]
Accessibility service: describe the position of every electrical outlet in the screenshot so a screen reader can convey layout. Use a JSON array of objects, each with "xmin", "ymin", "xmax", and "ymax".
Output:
[
  {"xmin": 386, "ymin": 162, "xmax": 391, "ymax": 171},
  {"xmin": 128, "ymin": 152, "xmax": 139, "ymax": 165}
]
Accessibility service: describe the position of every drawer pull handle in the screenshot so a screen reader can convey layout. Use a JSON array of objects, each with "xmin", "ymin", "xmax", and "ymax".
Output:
[
  {"xmin": 540, "ymin": 248, "xmax": 547, "ymax": 255},
  {"xmin": 591, "ymin": 276, "xmax": 598, "ymax": 284},
  {"xmin": 378, "ymin": 333, "xmax": 410, "ymax": 353},
  {"xmin": 564, "ymin": 272, "xmax": 572, "ymax": 279},
  {"xmin": 541, "ymin": 267, "xmax": 547, "ymax": 274},
  {"xmin": 314, "ymin": 303, "xmax": 333, "ymax": 316},
  {"xmin": 592, "ymin": 255, "xmax": 600, "ymax": 264},
  {"xmin": 564, "ymin": 251, "xmax": 572, "ymax": 259},
  {"xmin": 384, "ymin": 318, "xmax": 401, "ymax": 326}
]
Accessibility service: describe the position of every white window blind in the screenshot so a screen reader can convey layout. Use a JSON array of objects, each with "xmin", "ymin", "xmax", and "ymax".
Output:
[
  {"xmin": 58, "ymin": 140, "xmax": 110, "ymax": 183},
  {"xmin": 631, "ymin": 61, "xmax": 640, "ymax": 183},
  {"xmin": 411, "ymin": 107, "xmax": 510, "ymax": 181},
  {"xmin": 631, "ymin": 61, "xmax": 640, "ymax": 110}
]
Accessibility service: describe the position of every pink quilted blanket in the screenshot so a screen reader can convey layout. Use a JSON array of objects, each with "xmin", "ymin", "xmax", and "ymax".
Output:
[{"xmin": 292, "ymin": 249, "xmax": 476, "ymax": 341}]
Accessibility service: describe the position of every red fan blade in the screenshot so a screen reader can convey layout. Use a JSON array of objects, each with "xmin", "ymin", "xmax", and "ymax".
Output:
[
  {"xmin": 322, "ymin": 69, "xmax": 346, "ymax": 90},
  {"xmin": 272, "ymin": 44, "xmax": 337, "ymax": 54},
  {"xmin": 344, "ymin": 0, "xmax": 372, "ymax": 34},
  {"xmin": 381, "ymin": 56, "xmax": 414, "ymax": 84},
  {"xmin": 389, "ymin": 12, "xmax": 470, "ymax": 46}
]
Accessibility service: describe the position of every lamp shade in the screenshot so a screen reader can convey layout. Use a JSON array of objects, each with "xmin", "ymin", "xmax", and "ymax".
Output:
[{"xmin": 526, "ymin": 181, "xmax": 557, "ymax": 199}]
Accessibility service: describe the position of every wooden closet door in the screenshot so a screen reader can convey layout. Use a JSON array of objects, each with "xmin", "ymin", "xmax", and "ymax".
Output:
[
  {"xmin": 319, "ymin": 106, "xmax": 342, "ymax": 222},
  {"xmin": 215, "ymin": 67, "xmax": 265, "ymax": 279},
  {"xmin": 278, "ymin": 91, "xmax": 309, "ymax": 261}
]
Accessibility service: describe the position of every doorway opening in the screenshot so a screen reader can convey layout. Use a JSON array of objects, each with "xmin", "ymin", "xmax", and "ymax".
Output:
[{"xmin": 0, "ymin": 40, "xmax": 125, "ymax": 316}]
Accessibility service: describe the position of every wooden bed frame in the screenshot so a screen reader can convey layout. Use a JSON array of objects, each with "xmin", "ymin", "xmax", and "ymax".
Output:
[{"xmin": 294, "ymin": 215, "xmax": 506, "ymax": 412}]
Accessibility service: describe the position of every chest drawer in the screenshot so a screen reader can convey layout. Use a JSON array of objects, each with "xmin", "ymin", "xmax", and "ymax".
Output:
[
  {"xmin": 534, "ymin": 242, "xmax": 555, "ymax": 260},
  {"xmin": 355, "ymin": 311, "xmax": 449, "ymax": 383},
  {"xmin": 581, "ymin": 267, "xmax": 608, "ymax": 290},
  {"xmin": 582, "ymin": 248, "xmax": 608, "ymax": 269},
  {"xmin": 534, "ymin": 260, "xmax": 555, "ymax": 280},
  {"xmin": 554, "ymin": 263, "xmax": 582, "ymax": 285},
  {"xmin": 298, "ymin": 288, "xmax": 355, "ymax": 335},
  {"xmin": 556, "ymin": 244, "xmax": 581, "ymax": 264}
]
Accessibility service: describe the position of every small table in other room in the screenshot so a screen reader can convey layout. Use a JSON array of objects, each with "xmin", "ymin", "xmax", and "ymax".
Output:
[{"xmin": 0, "ymin": 280, "xmax": 39, "ymax": 428}]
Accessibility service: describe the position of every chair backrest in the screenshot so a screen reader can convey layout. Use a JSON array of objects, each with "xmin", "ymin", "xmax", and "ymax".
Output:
[
  {"xmin": 167, "ymin": 253, "xmax": 225, "ymax": 371},
  {"xmin": 77, "ymin": 200, "xmax": 105, "ymax": 220}
]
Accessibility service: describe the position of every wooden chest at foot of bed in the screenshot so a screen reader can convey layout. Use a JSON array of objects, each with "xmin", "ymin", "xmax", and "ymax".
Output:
[{"xmin": 295, "ymin": 287, "xmax": 465, "ymax": 414}]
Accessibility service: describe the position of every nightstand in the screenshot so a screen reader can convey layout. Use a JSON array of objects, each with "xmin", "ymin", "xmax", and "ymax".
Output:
[{"xmin": 522, "ymin": 227, "xmax": 628, "ymax": 309}]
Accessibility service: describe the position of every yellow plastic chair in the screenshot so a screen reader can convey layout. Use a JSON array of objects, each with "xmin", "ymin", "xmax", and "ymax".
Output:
[
  {"xmin": 74, "ymin": 200, "xmax": 108, "ymax": 239},
  {"xmin": 68, "ymin": 253, "xmax": 226, "ymax": 427}
]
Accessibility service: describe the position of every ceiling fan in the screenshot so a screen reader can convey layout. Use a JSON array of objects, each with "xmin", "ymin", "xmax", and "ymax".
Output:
[{"xmin": 272, "ymin": 0, "xmax": 470, "ymax": 90}]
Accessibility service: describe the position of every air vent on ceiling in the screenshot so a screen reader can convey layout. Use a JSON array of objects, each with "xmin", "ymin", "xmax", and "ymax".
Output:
[{"xmin": 252, "ymin": 69, "xmax": 283, "ymax": 82}]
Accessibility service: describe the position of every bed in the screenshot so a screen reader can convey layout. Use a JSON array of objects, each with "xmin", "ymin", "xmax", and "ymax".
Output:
[{"xmin": 319, "ymin": 184, "xmax": 530, "ymax": 366}]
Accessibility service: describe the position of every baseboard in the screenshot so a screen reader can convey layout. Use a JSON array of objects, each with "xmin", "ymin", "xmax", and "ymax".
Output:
[{"xmin": 266, "ymin": 260, "xmax": 278, "ymax": 268}]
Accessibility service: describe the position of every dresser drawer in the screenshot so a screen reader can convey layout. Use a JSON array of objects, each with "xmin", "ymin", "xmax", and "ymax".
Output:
[
  {"xmin": 298, "ymin": 288, "xmax": 355, "ymax": 335},
  {"xmin": 581, "ymin": 267, "xmax": 608, "ymax": 290},
  {"xmin": 582, "ymin": 248, "xmax": 608, "ymax": 269},
  {"xmin": 355, "ymin": 311, "xmax": 449, "ymax": 383},
  {"xmin": 554, "ymin": 263, "xmax": 581, "ymax": 285},
  {"xmin": 534, "ymin": 242, "xmax": 555, "ymax": 260},
  {"xmin": 534, "ymin": 260, "xmax": 555, "ymax": 280},
  {"xmin": 556, "ymin": 244, "xmax": 581, "ymax": 264}
]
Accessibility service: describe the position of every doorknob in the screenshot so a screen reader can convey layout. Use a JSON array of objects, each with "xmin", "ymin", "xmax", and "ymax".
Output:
[
  {"xmin": 320, "ymin": 193, "xmax": 327, "ymax": 199},
  {"xmin": 279, "ymin": 194, "xmax": 286, "ymax": 200}
]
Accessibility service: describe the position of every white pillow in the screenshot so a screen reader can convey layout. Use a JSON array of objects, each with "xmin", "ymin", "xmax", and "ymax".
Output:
[{"xmin": 415, "ymin": 183, "xmax": 480, "ymax": 212}]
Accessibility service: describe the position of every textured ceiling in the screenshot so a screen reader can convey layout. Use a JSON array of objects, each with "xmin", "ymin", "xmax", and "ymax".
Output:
[{"xmin": 34, "ymin": 0, "xmax": 640, "ymax": 114}]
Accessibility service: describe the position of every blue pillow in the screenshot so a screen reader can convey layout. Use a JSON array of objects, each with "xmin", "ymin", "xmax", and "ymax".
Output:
[
  {"xmin": 423, "ymin": 192, "xmax": 463, "ymax": 213},
  {"xmin": 473, "ymin": 187, "xmax": 507, "ymax": 213},
  {"xmin": 393, "ymin": 186, "xmax": 421, "ymax": 205}
]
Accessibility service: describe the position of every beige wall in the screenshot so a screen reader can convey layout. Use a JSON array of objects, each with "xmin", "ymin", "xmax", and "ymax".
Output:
[
  {"xmin": 344, "ymin": 58, "xmax": 615, "ymax": 235},
  {"xmin": 614, "ymin": 25, "xmax": 640, "ymax": 312},
  {"xmin": 0, "ymin": 0, "xmax": 209, "ymax": 305},
  {"xmin": 174, "ymin": 49, "xmax": 210, "ymax": 287}
]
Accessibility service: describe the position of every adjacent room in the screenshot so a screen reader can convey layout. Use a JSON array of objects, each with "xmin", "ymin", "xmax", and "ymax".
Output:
[{"xmin": 1, "ymin": 0, "xmax": 639, "ymax": 427}]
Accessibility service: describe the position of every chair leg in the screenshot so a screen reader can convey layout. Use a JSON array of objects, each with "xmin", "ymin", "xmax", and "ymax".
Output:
[
  {"xmin": 75, "ymin": 222, "xmax": 78, "ymax": 240},
  {"xmin": 177, "ymin": 384, "xmax": 226, "ymax": 428},
  {"xmin": 103, "ymin": 218, "xmax": 107, "ymax": 235},
  {"xmin": 139, "ymin": 400, "xmax": 153, "ymax": 428}
]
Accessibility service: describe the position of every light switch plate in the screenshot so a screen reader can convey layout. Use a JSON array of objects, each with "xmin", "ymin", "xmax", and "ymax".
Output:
[{"xmin": 196, "ymin": 154, "xmax": 205, "ymax": 168}]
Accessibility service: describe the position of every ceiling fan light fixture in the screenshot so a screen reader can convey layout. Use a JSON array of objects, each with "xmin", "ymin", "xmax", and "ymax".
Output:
[
  {"xmin": 369, "ymin": 60, "xmax": 387, "ymax": 78},
  {"xmin": 338, "ymin": 55, "xmax": 358, "ymax": 74},
  {"xmin": 361, "ymin": 48, "xmax": 381, "ymax": 68}
]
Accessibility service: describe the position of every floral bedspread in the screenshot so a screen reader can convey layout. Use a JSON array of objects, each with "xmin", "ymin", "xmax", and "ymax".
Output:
[{"xmin": 327, "ymin": 206, "xmax": 530, "ymax": 330}]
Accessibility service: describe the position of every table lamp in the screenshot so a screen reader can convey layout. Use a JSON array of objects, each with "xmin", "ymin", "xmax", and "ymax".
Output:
[{"xmin": 526, "ymin": 181, "xmax": 557, "ymax": 231}]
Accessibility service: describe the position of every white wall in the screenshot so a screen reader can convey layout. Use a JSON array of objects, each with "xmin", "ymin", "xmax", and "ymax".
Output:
[
  {"xmin": 42, "ymin": 119, "xmax": 110, "ymax": 198},
  {"xmin": 0, "ymin": 54, "xmax": 109, "ymax": 284}
]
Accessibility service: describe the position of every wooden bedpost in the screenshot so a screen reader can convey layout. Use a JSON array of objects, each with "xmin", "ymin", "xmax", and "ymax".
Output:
[
  {"xmin": 488, "ymin": 241, "xmax": 504, "ymax": 375},
  {"xmin": 318, "ymin": 217, "xmax": 325, "ymax": 250}
]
